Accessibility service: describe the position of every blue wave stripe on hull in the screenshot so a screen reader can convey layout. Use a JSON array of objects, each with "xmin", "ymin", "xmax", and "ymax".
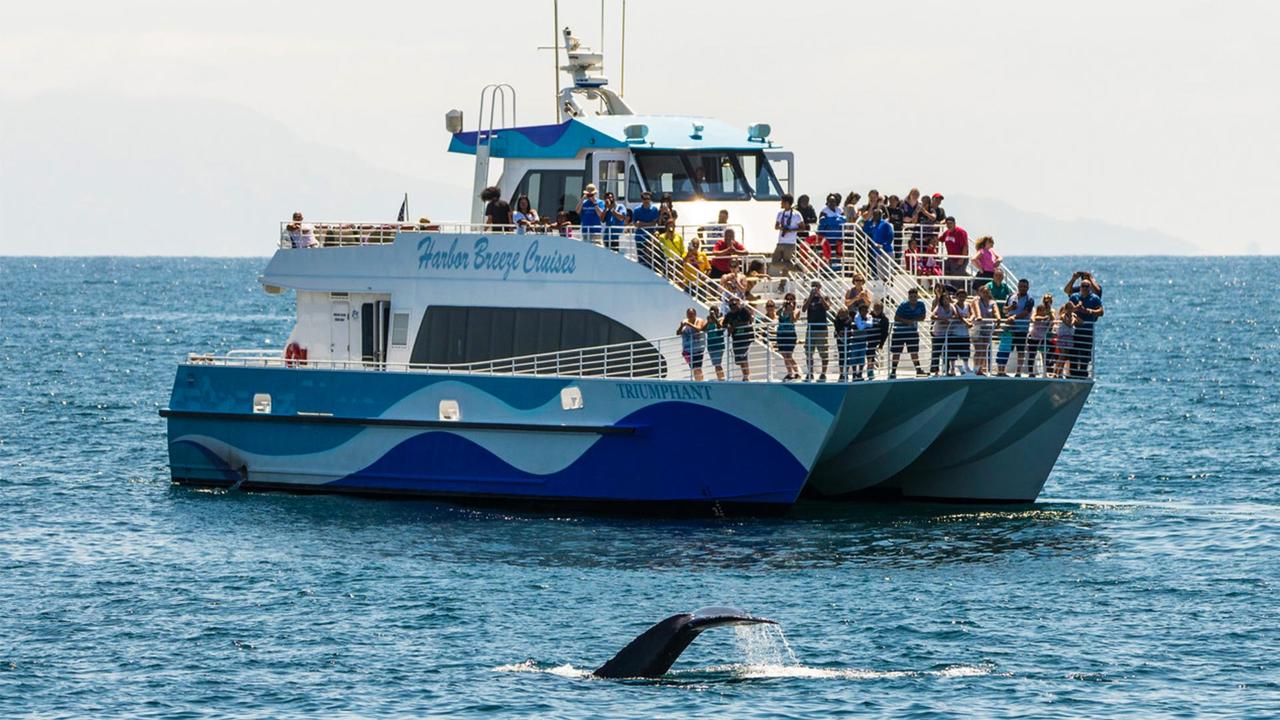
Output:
[
  {"xmin": 328, "ymin": 402, "xmax": 808, "ymax": 504},
  {"xmin": 170, "ymin": 439, "xmax": 241, "ymax": 484}
]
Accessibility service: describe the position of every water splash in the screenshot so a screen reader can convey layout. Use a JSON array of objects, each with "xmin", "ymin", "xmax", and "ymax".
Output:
[
  {"xmin": 493, "ymin": 660, "xmax": 590, "ymax": 678},
  {"xmin": 733, "ymin": 623, "xmax": 799, "ymax": 667}
]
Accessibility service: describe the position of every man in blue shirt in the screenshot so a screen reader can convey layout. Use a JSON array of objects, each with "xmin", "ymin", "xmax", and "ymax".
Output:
[
  {"xmin": 1068, "ymin": 278, "xmax": 1104, "ymax": 378},
  {"xmin": 817, "ymin": 192, "xmax": 847, "ymax": 272},
  {"xmin": 889, "ymin": 287, "xmax": 927, "ymax": 378},
  {"xmin": 1063, "ymin": 270, "xmax": 1103, "ymax": 298},
  {"xmin": 602, "ymin": 191, "xmax": 628, "ymax": 253},
  {"xmin": 575, "ymin": 184, "xmax": 605, "ymax": 246},
  {"xmin": 630, "ymin": 191, "xmax": 661, "ymax": 269},
  {"xmin": 999, "ymin": 278, "xmax": 1035, "ymax": 376},
  {"xmin": 863, "ymin": 209, "xmax": 896, "ymax": 280}
]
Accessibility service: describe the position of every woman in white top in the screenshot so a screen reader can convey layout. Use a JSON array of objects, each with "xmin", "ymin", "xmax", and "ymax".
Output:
[
  {"xmin": 513, "ymin": 195, "xmax": 539, "ymax": 235},
  {"xmin": 1053, "ymin": 303, "xmax": 1076, "ymax": 378},
  {"xmin": 1028, "ymin": 294, "xmax": 1055, "ymax": 377},
  {"xmin": 930, "ymin": 292, "xmax": 956, "ymax": 376},
  {"xmin": 949, "ymin": 289, "xmax": 974, "ymax": 375},
  {"xmin": 970, "ymin": 284, "xmax": 1000, "ymax": 376}
]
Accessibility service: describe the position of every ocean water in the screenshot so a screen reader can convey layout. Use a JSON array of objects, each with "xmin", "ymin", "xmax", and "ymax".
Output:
[{"xmin": 2, "ymin": 256, "xmax": 1278, "ymax": 718}]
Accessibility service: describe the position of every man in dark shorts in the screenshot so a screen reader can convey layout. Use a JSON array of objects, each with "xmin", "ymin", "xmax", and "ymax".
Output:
[
  {"xmin": 631, "ymin": 191, "xmax": 661, "ymax": 268},
  {"xmin": 1000, "ymin": 278, "xmax": 1035, "ymax": 376},
  {"xmin": 723, "ymin": 296, "xmax": 754, "ymax": 381},
  {"xmin": 890, "ymin": 288, "xmax": 927, "ymax": 378},
  {"xmin": 802, "ymin": 281, "xmax": 831, "ymax": 382},
  {"xmin": 1068, "ymin": 276, "xmax": 1104, "ymax": 378}
]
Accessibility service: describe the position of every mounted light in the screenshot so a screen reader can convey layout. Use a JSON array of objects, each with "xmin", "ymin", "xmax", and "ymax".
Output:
[
  {"xmin": 445, "ymin": 109, "xmax": 464, "ymax": 133},
  {"xmin": 624, "ymin": 124, "xmax": 649, "ymax": 143},
  {"xmin": 690, "ymin": 123, "xmax": 704, "ymax": 140},
  {"xmin": 748, "ymin": 123, "xmax": 771, "ymax": 142}
]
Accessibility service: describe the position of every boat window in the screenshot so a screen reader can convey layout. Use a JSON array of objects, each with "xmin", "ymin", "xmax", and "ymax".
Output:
[
  {"xmin": 252, "ymin": 393, "xmax": 272, "ymax": 414},
  {"xmin": 410, "ymin": 306, "xmax": 664, "ymax": 378},
  {"xmin": 684, "ymin": 152, "xmax": 750, "ymax": 201},
  {"xmin": 635, "ymin": 151, "xmax": 781, "ymax": 201},
  {"xmin": 634, "ymin": 152, "xmax": 696, "ymax": 201},
  {"xmin": 597, "ymin": 158, "xmax": 627, "ymax": 200},
  {"xmin": 511, "ymin": 169, "xmax": 587, "ymax": 218},
  {"xmin": 438, "ymin": 399, "xmax": 461, "ymax": 422},
  {"xmin": 390, "ymin": 312, "xmax": 410, "ymax": 347},
  {"xmin": 560, "ymin": 387, "xmax": 584, "ymax": 411},
  {"xmin": 627, "ymin": 165, "xmax": 644, "ymax": 203},
  {"xmin": 740, "ymin": 152, "xmax": 784, "ymax": 200}
]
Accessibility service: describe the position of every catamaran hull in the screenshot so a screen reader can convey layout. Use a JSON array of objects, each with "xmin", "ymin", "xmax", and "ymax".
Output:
[
  {"xmin": 162, "ymin": 365, "xmax": 846, "ymax": 513},
  {"xmin": 886, "ymin": 378, "xmax": 1093, "ymax": 502},
  {"xmin": 808, "ymin": 377, "xmax": 1092, "ymax": 502}
]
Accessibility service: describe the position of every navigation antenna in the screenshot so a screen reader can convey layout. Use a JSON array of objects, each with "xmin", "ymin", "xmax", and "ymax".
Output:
[{"xmin": 548, "ymin": 0, "xmax": 630, "ymax": 120}]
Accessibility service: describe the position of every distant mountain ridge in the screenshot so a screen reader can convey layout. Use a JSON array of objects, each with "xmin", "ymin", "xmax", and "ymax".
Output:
[
  {"xmin": 0, "ymin": 94, "xmax": 470, "ymax": 256},
  {"xmin": 939, "ymin": 194, "xmax": 1202, "ymax": 256},
  {"xmin": 1, "ymin": 94, "xmax": 1200, "ymax": 256}
]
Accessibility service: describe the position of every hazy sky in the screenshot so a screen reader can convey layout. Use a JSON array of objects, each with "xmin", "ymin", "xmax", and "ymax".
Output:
[{"xmin": 2, "ymin": 0, "xmax": 1278, "ymax": 254}]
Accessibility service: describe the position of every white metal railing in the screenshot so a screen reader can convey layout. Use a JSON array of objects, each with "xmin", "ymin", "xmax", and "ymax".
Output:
[{"xmin": 202, "ymin": 316, "xmax": 1096, "ymax": 383}]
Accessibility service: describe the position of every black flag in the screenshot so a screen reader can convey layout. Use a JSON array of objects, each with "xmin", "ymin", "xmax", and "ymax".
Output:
[{"xmin": 396, "ymin": 193, "xmax": 408, "ymax": 222}]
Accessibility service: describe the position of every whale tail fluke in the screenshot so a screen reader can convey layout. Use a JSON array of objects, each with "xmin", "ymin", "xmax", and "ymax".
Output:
[{"xmin": 592, "ymin": 607, "xmax": 777, "ymax": 679}]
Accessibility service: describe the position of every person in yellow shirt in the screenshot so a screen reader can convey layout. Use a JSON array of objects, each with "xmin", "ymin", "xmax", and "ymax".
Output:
[
  {"xmin": 682, "ymin": 237, "xmax": 711, "ymax": 294},
  {"xmin": 655, "ymin": 217, "xmax": 685, "ymax": 279}
]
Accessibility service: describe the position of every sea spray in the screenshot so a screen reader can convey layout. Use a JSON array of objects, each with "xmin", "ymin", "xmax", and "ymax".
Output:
[{"xmin": 733, "ymin": 623, "xmax": 800, "ymax": 666}]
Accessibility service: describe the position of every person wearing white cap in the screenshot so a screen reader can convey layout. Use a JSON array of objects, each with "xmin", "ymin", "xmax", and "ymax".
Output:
[{"xmin": 575, "ymin": 184, "xmax": 605, "ymax": 244}]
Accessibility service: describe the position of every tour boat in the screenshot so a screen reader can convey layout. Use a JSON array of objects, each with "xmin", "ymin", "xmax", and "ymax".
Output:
[{"xmin": 161, "ymin": 28, "xmax": 1094, "ymax": 513}]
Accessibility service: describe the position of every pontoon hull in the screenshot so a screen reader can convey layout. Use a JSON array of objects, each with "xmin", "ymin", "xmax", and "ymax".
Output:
[
  {"xmin": 808, "ymin": 377, "xmax": 1092, "ymax": 502},
  {"xmin": 163, "ymin": 365, "xmax": 846, "ymax": 513}
]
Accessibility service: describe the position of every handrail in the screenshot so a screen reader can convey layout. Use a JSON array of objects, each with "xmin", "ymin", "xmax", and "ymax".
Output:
[{"xmin": 207, "ymin": 315, "xmax": 1097, "ymax": 383}]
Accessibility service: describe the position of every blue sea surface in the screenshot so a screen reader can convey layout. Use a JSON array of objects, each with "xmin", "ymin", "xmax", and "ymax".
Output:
[{"xmin": 2, "ymin": 256, "xmax": 1278, "ymax": 718}]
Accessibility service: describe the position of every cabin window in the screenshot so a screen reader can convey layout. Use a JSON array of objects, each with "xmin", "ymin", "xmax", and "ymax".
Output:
[
  {"xmin": 739, "ymin": 153, "xmax": 783, "ymax": 200},
  {"xmin": 511, "ymin": 169, "xmax": 586, "ymax": 219},
  {"xmin": 762, "ymin": 151, "xmax": 791, "ymax": 197},
  {"xmin": 627, "ymin": 166, "xmax": 644, "ymax": 203},
  {"xmin": 390, "ymin": 312, "xmax": 410, "ymax": 347},
  {"xmin": 560, "ymin": 387, "xmax": 584, "ymax": 410},
  {"xmin": 409, "ymin": 306, "xmax": 663, "ymax": 378},
  {"xmin": 634, "ymin": 152, "xmax": 693, "ymax": 200},
  {"xmin": 633, "ymin": 150, "xmax": 780, "ymax": 202},
  {"xmin": 438, "ymin": 399, "xmax": 461, "ymax": 422},
  {"xmin": 597, "ymin": 159, "xmax": 627, "ymax": 200}
]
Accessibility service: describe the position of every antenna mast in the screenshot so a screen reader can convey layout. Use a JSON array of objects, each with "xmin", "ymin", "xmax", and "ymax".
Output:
[
  {"xmin": 552, "ymin": 0, "xmax": 561, "ymax": 120},
  {"xmin": 620, "ymin": 0, "xmax": 626, "ymax": 96}
]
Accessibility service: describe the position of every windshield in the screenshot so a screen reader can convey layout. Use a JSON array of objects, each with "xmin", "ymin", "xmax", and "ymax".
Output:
[{"xmin": 635, "ymin": 151, "xmax": 783, "ymax": 201}]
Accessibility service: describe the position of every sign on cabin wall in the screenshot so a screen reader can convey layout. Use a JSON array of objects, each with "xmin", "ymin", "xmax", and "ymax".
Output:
[{"xmin": 416, "ymin": 236, "xmax": 577, "ymax": 280}]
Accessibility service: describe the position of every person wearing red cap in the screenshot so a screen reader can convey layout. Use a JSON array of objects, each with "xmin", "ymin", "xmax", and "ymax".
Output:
[
  {"xmin": 938, "ymin": 216, "xmax": 970, "ymax": 288},
  {"xmin": 930, "ymin": 193, "xmax": 946, "ymax": 222}
]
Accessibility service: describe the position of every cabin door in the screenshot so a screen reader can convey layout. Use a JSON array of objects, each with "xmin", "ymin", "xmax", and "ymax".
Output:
[
  {"xmin": 360, "ymin": 298, "xmax": 392, "ymax": 369},
  {"xmin": 330, "ymin": 299, "xmax": 351, "ymax": 363},
  {"xmin": 594, "ymin": 152, "xmax": 629, "ymax": 202}
]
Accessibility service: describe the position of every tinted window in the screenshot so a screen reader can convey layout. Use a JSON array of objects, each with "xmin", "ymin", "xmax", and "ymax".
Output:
[
  {"xmin": 410, "ymin": 306, "xmax": 664, "ymax": 378},
  {"xmin": 512, "ymin": 170, "xmax": 587, "ymax": 219},
  {"xmin": 635, "ymin": 151, "xmax": 780, "ymax": 201}
]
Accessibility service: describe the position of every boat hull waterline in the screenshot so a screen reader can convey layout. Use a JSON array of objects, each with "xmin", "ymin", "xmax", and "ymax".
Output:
[{"xmin": 164, "ymin": 365, "xmax": 1089, "ymax": 512}]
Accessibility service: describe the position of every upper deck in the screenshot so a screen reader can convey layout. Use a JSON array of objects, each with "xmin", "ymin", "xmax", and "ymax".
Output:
[{"xmin": 246, "ymin": 216, "xmax": 1099, "ymax": 385}]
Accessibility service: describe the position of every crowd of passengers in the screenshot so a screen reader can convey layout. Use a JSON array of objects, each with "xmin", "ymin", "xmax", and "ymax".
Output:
[
  {"xmin": 476, "ymin": 183, "xmax": 1006, "ymax": 289},
  {"xmin": 285, "ymin": 186, "xmax": 1103, "ymax": 384},
  {"xmin": 769, "ymin": 188, "xmax": 996, "ymax": 284},
  {"xmin": 676, "ymin": 270, "xmax": 1103, "ymax": 383},
  {"xmin": 288, "ymin": 184, "xmax": 991, "ymax": 292}
]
